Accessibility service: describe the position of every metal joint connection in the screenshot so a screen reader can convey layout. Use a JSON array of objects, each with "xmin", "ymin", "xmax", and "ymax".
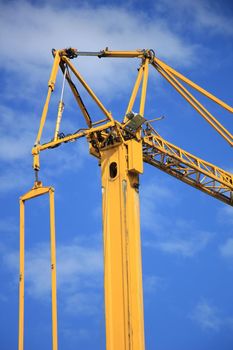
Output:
[
  {"xmin": 64, "ymin": 48, "xmax": 78, "ymax": 59},
  {"xmin": 143, "ymin": 49, "xmax": 155, "ymax": 62}
]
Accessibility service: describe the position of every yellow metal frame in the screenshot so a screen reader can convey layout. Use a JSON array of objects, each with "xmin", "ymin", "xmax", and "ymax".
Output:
[
  {"xmin": 154, "ymin": 56, "xmax": 233, "ymax": 113},
  {"xmin": 152, "ymin": 59, "xmax": 233, "ymax": 146},
  {"xmin": 19, "ymin": 48, "xmax": 233, "ymax": 350},
  {"xmin": 32, "ymin": 48, "xmax": 233, "ymax": 157},
  {"xmin": 18, "ymin": 184, "xmax": 58, "ymax": 350}
]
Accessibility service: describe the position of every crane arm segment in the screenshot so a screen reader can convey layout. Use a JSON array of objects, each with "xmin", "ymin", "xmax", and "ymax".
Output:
[
  {"xmin": 143, "ymin": 133, "xmax": 233, "ymax": 206},
  {"xmin": 153, "ymin": 57, "xmax": 233, "ymax": 113},
  {"xmin": 152, "ymin": 61, "xmax": 233, "ymax": 146}
]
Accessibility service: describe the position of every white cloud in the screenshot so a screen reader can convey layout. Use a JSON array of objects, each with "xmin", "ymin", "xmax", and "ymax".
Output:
[
  {"xmin": 220, "ymin": 238, "xmax": 233, "ymax": 259},
  {"xmin": 0, "ymin": 164, "xmax": 32, "ymax": 193},
  {"xmin": 0, "ymin": 1, "xmax": 197, "ymax": 98},
  {"xmin": 218, "ymin": 206, "xmax": 233, "ymax": 225},
  {"xmin": 0, "ymin": 217, "xmax": 18, "ymax": 234},
  {"xmin": 218, "ymin": 208, "xmax": 233, "ymax": 262},
  {"xmin": 143, "ymin": 275, "xmax": 165, "ymax": 295},
  {"xmin": 61, "ymin": 327, "xmax": 90, "ymax": 342},
  {"xmin": 0, "ymin": 105, "xmax": 36, "ymax": 161},
  {"xmin": 0, "ymin": 100, "xmax": 88, "ymax": 193},
  {"xmin": 64, "ymin": 292, "xmax": 101, "ymax": 315},
  {"xmin": 149, "ymin": 233, "xmax": 211, "ymax": 257},
  {"xmin": 140, "ymin": 181, "xmax": 173, "ymax": 232},
  {"xmin": 0, "ymin": 130, "xmax": 88, "ymax": 194},
  {"xmin": 0, "ymin": 134, "xmax": 33, "ymax": 161},
  {"xmin": 0, "ymin": 102, "xmax": 86, "ymax": 162},
  {"xmin": 0, "ymin": 293, "xmax": 8, "ymax": 302},
  {"xmin": 4, "ymin": 238, "xmax": 103, "ymax": 315},
  {"xmin": 191, "ymin": 299, "xmax": 233, "ymax": 332},
  {"xmin": 57, "ymin": 240, "xmax": 103, "ymax": 291},
  {"xmin": 155, "ymin": 0, "xmax": 233, "ymax": 36},
  {"xmin": 188, "ymin": 0, "xmax": 233, "ymax": 35},
  {"xmin": 191, "ymin": 299, "xmax": 222, "ymax": 331},
  {"xmin": 141, "ymin": 181, "xmax": 213, "ymax": 257},
  {"xmin": 5, "ymin": 239, "xmax": 102, "ymax": 296}
]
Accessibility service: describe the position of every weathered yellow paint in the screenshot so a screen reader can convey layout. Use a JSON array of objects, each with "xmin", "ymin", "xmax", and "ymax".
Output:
[{"xmin": 101, "ymin": 140, "xmax": 145, "ymax": 350}]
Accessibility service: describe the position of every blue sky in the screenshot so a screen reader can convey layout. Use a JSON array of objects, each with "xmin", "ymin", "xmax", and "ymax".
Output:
[{"xmin": 0, "ymin": 0, "xmax": 233, "ymax": 349}]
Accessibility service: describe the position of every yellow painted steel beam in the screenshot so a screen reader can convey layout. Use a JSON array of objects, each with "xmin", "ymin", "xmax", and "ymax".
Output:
[
  {"xmin": 125, "ymin": 64, "xmax": 144, "ymax": 118},
  {"xmin": 18, "ymin": 199, "xmax": 25, "ymax": 350},
  {"xmin": 35, "ymin": 51, "xmax": 61, "ymax": 145},
  {"xmin": 49, "ymin": 189, "xmax": 58, "ymax": 350},
  {"xmin": 153, "ymin": 62, "xmax": 233, "ymax": 146},
  {"xmin": 101, "ymin": 140, "xmax": 145, "ymax": 350},
  {"xmin": 139, "ymin": 59, "xmax": 149, "ymax": 117},
  {"xmin": 32, "ymin": 120, "xmax": 114, "ymax": 153},
  {"xmin": 18, "ymin": 186, "xmax": 58, "ymax": 350},
  {"xmin": 70, "ymin": 49, "xmax": 151, "ymax": 59},
  {"xmin": 20, "ymin": 186, "xmax": 52, "ymax": 201},
  {"xmin": 154, "ymin": 57, "xmax": 233, "ymax": 113},
  {"xmin": 100, "ymin": 50, "xmax": 145, "ymax": 58}
]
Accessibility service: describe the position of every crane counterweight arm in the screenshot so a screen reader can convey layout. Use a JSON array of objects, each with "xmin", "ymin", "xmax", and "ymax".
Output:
[{"xmin": 143, "ymin": 134, "xmax": 233, "ymax": 206}]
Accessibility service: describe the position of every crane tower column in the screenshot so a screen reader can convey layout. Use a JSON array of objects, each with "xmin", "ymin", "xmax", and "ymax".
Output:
[{"xmin": 100, "ymin": 139, "xmax": 145, "ymax": 350}]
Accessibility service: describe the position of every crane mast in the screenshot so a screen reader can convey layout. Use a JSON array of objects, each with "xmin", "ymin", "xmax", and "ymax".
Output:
[{"xmin": 18, "ymin": 48, "xmax": 233, "ymax": 350}]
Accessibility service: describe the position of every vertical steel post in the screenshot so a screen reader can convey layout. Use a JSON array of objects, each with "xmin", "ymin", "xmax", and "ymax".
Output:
[
  {"xmin": 139, "ymin": 58, "xmax": 149, "ymax": 117},
  {"xmin": 18, "ymin": 199, "xmax": 25, "ymax": 350},
  {"xmin": 49, "ymin": 189, "xmax": 58, "ymax": 350},
  {"xmin": 101, "ymin": 140, "xmax": 145, "ymax": 350},
  {"xmin": 125, "ymin": 65, "xmax": 144, "ymax": 117}
]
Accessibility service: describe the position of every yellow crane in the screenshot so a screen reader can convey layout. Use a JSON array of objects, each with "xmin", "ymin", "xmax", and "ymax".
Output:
[{"xmin": 18, "ymin": 48, "xmax": 233, "ymax": 350}]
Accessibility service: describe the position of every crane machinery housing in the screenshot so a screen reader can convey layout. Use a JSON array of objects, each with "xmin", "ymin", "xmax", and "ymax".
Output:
[{"xmin": 18, "ymin": 47, "xmax": 233, "ymax": 350}]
